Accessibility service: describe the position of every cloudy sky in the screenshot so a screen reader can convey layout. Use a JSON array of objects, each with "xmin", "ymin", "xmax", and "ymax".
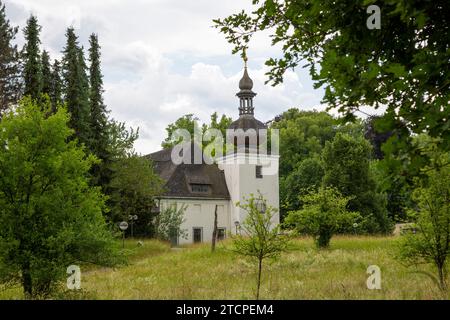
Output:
[{"xmin": 4, "ymin": 0, "xmax": 328, "ymax": 154}]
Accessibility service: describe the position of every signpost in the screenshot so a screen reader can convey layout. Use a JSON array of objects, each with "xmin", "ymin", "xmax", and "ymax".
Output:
[
  {"xmin": 128, "ymin": 215, "xmax": 138, "ymax": 238},
  {"xmin": 119, "ymin": 221, "xmax": 129, "ymax": 248}
]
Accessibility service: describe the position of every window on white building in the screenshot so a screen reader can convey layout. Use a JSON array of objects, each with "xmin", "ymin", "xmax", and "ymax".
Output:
[
  {"xmin": 217, "ymin": 228, "xmax": 226, "ymax": 241},
  {"xmin": 193, "ymin": 228, "xmax": 203, "ymax": 243},
  {"xmin": 256, "ymin": 165, "xmax": 263, "ymax": 179},
  {"xmin": 191, "ymin": 184, "xmax": 210, "ymax": 193}
]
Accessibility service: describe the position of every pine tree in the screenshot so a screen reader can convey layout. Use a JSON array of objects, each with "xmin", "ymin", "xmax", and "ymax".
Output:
[
  {"xmin": 50, "ymin": 59, "xmax": 62, "ymax": 113},
  {"xmin": 88, "ymin": 33, "xmax": 111, "ymax": 186},
  {"xmin": 40, "ymin": 50, "xmax": 51, "ymax": 96},
  {"xmin": 22, "ymin": 15, "xmax": 42, "ymax": 100},
  {"xmin": 0, "ymin": 0, "xmax": 21, "ymax": 114},
  {"xmin": 62, "ymin": 27, "xmax": 91, "ymax": 147}
]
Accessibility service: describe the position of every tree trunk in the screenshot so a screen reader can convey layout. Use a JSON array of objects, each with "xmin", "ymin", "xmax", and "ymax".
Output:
[
  {"xmin": 22, "ymin": 261, "xmax": 32, "ymax": 299},
  {"xmin": 437, "ymin": 264, "xmax": 447, "ymax": 291},
  {"xmin": 211, "ymin": 205, "xmax": 218, "ymax": 252},
  {"xmin": 256, "ymin": 258, "xmax": 263, "ymax": 300}
]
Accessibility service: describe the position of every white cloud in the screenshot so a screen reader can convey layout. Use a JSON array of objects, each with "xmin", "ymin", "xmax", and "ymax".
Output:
[{"xmin": 4, "ymin": 0, "xmax": 327, "ymax": 154}]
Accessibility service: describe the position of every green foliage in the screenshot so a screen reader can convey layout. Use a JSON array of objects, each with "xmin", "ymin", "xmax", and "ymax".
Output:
[
  {"xmin": 280, "ymin": 156, "xmax": 324, "ymax": 214},
  {"xmin": 271, "ymin": 109, "xmax": 364, "ymax": 220},
  {"xmin": 233, "ymin": 193, "xmax": 290, "ymax": 299},
  {"xmin": 155, "ymin": 204, "xmax": 188, "ymax": 242},
  {"xmin": 214, "ymin": 0, "xmax": 450, "ymax": 167},
  {"xmin": 40, "ymin": 50, "xmax": 51, "ymax": 97},
  {"xmin": 62, "ymin": 27, "xmax": 91, "ymax": 148},
  {"xmin": 0, "ymin": 1, "xmax": 21, "ymax": 113},
  {"xmin": 22, "ymin": 15, "xmax": 42, "ymax": 100},
  {"xmin": 322, "ymin": 132, "xmax": 391, "ymax": 233},
  {"xmin": 162, "ymin": 112, "xmax": 232, "ymax": 150},
  {"xmin": 285, "ymin": 187, "xmax": 360, "ymax": 248},
  {"xmin": 0, "ymin": 98, "xmax": 121, "ymax": 298},
  {"xmin": 50, "ymin": 59, "xmax": 63, "ymax": 113},
  {"xmin": 271, "ymin": 109, "xmax": 337, "ymax": 176},
  {"xmin": 105, "ymin": 120, "xmax": 139, "ymax": 160},
  {"xmin": 162, "ymin": 114, "xmax": 202, "ymax": 149},
  {"xmin": 397, "ymin": 143, "xmax": 450, "ymax": 291},
  {"xmin": 88, "ymin": 33, "xmax": 112, "ymax": 188},
  {"xmin": 108, "ymin": 155, "xmax": 164, "ymax": 236}
]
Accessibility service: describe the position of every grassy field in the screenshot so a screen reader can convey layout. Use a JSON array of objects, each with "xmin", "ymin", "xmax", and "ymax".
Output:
[{"xmin": 1, "ymin": 236, "xmax": 448, "ymax": 300}]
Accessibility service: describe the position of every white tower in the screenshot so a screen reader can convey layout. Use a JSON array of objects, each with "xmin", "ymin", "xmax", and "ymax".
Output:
[{"xmin": 218, "ymin": 60, "xmax": 280, "ymax": 234}]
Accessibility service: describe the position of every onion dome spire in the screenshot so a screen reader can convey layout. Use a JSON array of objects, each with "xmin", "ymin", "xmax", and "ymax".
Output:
[{"xmin": 237, "ymin": 49, "xmax": 256, "ymax": 116}]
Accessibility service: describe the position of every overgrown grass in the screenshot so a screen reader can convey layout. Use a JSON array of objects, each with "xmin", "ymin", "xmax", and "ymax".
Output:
[{"xmin": 1, "ymin": 236, "xmax": 448, "ymax": 299}]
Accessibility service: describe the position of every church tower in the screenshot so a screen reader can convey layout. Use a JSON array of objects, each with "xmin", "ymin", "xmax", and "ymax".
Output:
[{"xmin": 218, "ymin": 59, "xmax": 280, "ymax": 233}]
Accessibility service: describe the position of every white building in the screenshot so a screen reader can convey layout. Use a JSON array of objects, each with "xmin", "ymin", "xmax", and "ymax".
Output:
[{"xmin": 147, "ymin": 64, "xmax": 279, "ymax": 245}]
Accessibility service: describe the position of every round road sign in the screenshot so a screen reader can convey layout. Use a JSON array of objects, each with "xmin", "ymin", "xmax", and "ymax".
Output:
[{"xmin": 119, "ymin": 221, "xmax": 129, "ymax": 231}]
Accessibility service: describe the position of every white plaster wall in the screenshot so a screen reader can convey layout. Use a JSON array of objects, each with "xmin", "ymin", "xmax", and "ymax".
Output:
[
  {"xmin": 219, "ymin": 154, "xmax": 280, "ymax": 232},
  {"xmin": 160, "ymin": 199, "xmax": 232, "ymax": 245}
]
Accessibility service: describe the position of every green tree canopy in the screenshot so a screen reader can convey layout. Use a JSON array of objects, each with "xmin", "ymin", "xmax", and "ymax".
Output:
[
  {"xmin": 22, "ymin": 15, "xmax": 42, "ymax": 100},
  {"xmin": 0, "ymin": 97, "xmax": 120, "ymax": 298},
  {"xmin": 40, "ymin": 50, "xmax": 51, "ymax": 98},
  {"xmin": 285, "ymin": 187, "xmax": 360, "ymax": 248},
  {"xmin": 0, "ymin": 0, "xmax": 21, "ymax": 114},
  {"xmin": 62, "ymin": 27, "xmax": 91, "ymax": 148},
  {"xmin": 280, "ymin": 156, "xmax": 324, "ymax": 214},
  {"xmin": 108, "ymin": 155, "xmax": 164, "ymax": 236},
  {"xmin": 162, "ymin": 112, "xmax": 232, "ymax": 149},
  {"xmin": 271, "ymin": 108, "xmax": 364, "ymax": 220},
  {"xmin": 88, "ymin": 33, "xmax": 111, "ymax": 187},
  {"xmin": 214, "ymin": 0, "xmax": 450, "ymax": 166},
  {"xmin": 50, "ymin": 59, "xmax": 63, "ymax": 113},
  {"xmin": 397, "ymin": 143, "xmax": 450, "ymax": 291},
  {"xmin": 322, "ymin": 132, "xmax": 391, "ymax": 232},
  {"xmin": 271, "ymin": 109, "xmax": 337, "ymax": 176}
]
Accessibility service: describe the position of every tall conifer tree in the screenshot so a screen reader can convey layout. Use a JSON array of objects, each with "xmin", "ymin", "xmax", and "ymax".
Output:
[
  {"xmin": 22, "ymin": 15, "xmax": 41, "ymax": 100},
  {"xmin": 0, "ymin": 1, "xmax": 21, "ymax": 114},
  {"xmin": 88, "ymin": 33, "xmax": 110, "ymax": 186},
  {"xmin": 62, "ymin": 27, "xmax": 91, "ymax": 147},
  {"xmin": 50, "ymin": 59, "xmax": 62, "ymax": 112},
  {"xmin": 40, "ymin": 50, "xmax": 51, "ymax": 96}
]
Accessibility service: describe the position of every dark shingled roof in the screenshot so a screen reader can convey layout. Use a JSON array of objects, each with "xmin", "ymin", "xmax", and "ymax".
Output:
[
  {"xmin": 146, "ymin": 144, "xmax": 230, "ymax": 200},
  {"xmin": 228, "ymin": 114, "xmax": 267, "ymax": 131}
]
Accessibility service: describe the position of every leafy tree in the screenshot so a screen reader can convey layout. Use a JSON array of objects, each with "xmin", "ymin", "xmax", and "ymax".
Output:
[
  {"xmin": 162, "ymin": 114, "xmax": 202, "ymax": 149},
  {"xmin": 162, "ymin": 112, "xmax": 232, "ymax": 149},
  {"xmin": 364, "ymin": 116, "xmax": 393, "ymax": 160},
  {"xmin": 233, "ymin": 193, "xmax": 290, "ymax": 300},
  {"xmin": 322, "ymin": 132, "xmax": 391, "ymax": 233},
  {"xmin": 108, "ymin": 155, "xmax": 164, "ymax": 236},
  {"xmin": 155, "ymin": 204, "xmax": 188, "ymax": 242},
  {"xmin": 271, "ymin": 109, "xmax": 363, "ymax": 219},
  {"xmin": 106, "ymin": 119, "xmax": 139, "ymax": 159},
  {"xmin": 372, "ymin": 157, "xmax": 414, "ymax": 222},
  {"xmin": 62, "ymin": 27, "xmax": 91, "ymax": 148},
  {"xmin": 214, "ymin": 0, "xmax": 450, "ymax": 165},
  {"xmin": 271, "ymin": 109, "xmax": 337, "ymax": 177},
  {"xmin": 0, "ymin": 0, "xmax": 21, "ymax": 114},
  {"xmin": 285, "ymin": 187, "xmax": 360, "ymax": 248},
  {"xmin": 88, "ymin": 33, "xmax": 110, "ymax": 187},
  {"xmin": 0, "ymin": 97, "xmax": 121, "ymax": 298},
  {"xmin": 22, "ymin": 15, "xmax": 41, "ymax": 100},
  {"xmin": 280, "ymin": 156, "xmax": 324, "ymax": 214},
  {"xmin": 397, "ymin": 147, "xmax": 450, "ymax": 291},
  {"xmin": 208, "ymin": 112, "xmax": 233, "ymax": 139},
  {"xmin": 50, "ymin": 59, "xmax": 63, "ymax": 113},
  {"xmin": 364, "ymin": 116, "xmax": 413, "ymax": 222},
  {"xmin": 40, "ymin": 50, "xmax": 51, "ymax": 97}
]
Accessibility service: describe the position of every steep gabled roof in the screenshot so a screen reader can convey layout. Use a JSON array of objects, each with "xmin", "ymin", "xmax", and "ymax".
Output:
[{"xmin": 146, "ymin": 143, "xmax": 230, "ymax": 200}]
